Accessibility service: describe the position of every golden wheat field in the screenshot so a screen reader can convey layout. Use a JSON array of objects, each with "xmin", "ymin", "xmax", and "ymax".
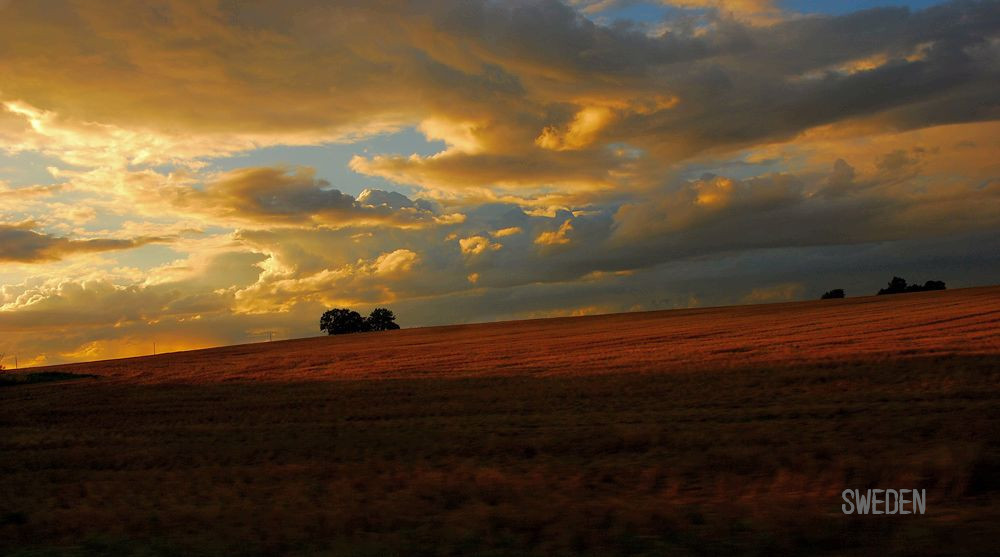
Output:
[{"xmin": 2, "ymin": 287, "xmax": 999, "ymax": 556}]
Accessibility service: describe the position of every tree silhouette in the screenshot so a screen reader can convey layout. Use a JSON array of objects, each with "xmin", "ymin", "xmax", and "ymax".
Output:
[
  {"xmin": 917, "ymin": 280, "xmax": 946, "ymax": 292},
  {"xmin": 320, "ymin": 308, "xmax": 367, "ymax": 335},
  {"xmin": 821, "ymin": 289, "xmax": 845, "ymax": 299},
  {"xmin": 878, "ymin": 276, "xmax": 946, "ymax": 295},
  {"xmin": 878, "ymin": 276, "xmax": 909, "ymax": 295},
  {"xmin": 366, "ymin": 308, "xmax": 400, "ymax": 331},
  {"xmin": 320, "ymin": 307, "xmax": 401, "ymax": 335}
]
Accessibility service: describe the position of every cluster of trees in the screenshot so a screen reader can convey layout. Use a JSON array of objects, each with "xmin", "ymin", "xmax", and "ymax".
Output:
[
  {"xmin": 820, "ymin": 277, "xmax": 946, "ymax": 300},
  {"xmin": 320, "ymin": 307, "xmax": 400, "ymax": 335},
  {"xmin": 877, "ymin": 276, "xmax": 946, "ymax": 295}
]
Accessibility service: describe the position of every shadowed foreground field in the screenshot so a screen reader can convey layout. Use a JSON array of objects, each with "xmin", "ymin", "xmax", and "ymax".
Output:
[{"xmin": 2, "ymin": 288, "xmax": 999, "ymax": 556}]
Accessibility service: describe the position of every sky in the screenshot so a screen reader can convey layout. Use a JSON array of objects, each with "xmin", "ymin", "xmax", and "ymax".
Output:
[{"xmin": 0, "ymin": 0, "xmax": 998, "ymax": 366}]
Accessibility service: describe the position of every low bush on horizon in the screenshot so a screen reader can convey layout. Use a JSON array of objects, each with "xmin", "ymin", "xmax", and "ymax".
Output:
[{"xmin": 820, "ymin": 288, "xmax": 845, "ymax": 299}]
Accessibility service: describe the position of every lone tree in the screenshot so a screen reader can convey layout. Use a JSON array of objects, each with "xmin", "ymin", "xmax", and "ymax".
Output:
[
  {"xmin": 320, "ymin": 307, "xmax": 400, "ymax": 335},
  {"xmin": 877, "ymin": 277, "xmax": 946, "ymax": 295},
  {"xmin": 320, "ymin": 308, "xmax": 367, "ymax": 335},
  {"xmin": 821, "ymin": 289, "xmax": 845, "ymax": 299},
  {"xmin": 366, "ymin": 308, "xmax": 400, "ymax": 331}
]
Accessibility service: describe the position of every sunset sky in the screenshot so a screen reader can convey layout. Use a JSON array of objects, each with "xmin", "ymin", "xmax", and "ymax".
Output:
[{"xmin": 1, "ymin": 0, "xmax": 998, "ymax": 366}]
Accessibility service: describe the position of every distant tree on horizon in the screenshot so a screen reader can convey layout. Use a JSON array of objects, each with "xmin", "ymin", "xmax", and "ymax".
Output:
[
  {"xmin": 320, "ymin": 308, "xmax": 367, "ymax": 335},
  {"xmin": 920, "ymin": 280, "xmax": 947, "ymax": 292},
  {"xmin": 879, "ymin": 276, "xmax": 909, "ymax": 295},
  {"xmin": 366, "ymin": 308, "xmax": 400, "ymax": 331},
  {"xmin": 877, "ymin": 277, "xmax": 946, "ymax": 295},
  {"xmin": 320, "ymin": 307, "xmax": 400, "ymax": 335},
  {"xmin": 821, "ymin": 289, "xmax": 845, "ymax": 299}
]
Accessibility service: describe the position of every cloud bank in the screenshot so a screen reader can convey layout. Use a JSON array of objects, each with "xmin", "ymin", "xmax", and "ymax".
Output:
[{"xmin": 0, "ymin": 0, "xmax": 997, "ymax": 364}]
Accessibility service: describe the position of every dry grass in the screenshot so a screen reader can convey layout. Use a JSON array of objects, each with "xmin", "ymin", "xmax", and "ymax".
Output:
[{"xmin": 1, "ymin": 287, "xmax": 998, "ymax": 556}]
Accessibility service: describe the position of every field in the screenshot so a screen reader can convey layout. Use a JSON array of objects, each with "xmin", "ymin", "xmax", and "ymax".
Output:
[{"xmin": 2, "ymin": 287, "xmax": 998, "ymax": 556}]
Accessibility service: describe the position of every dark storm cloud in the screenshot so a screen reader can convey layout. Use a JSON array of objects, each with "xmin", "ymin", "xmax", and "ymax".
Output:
[
  {"xmin": 618, "ymin": 2, "xmax": 1000, "ymax": 155},
  {"xmin": 3, "ymin": 1, "xmax": 995, "ymax": 161},
  {"xmin": 356, "ymin": 1, "xmax": 1000, "ymax": 189},
  {"xmin": 0, "ymin": 223, "xmax": 167, "ymax": 263},
  {"xmin": 162, "ymin": 166, "xmax": 448, "ymax": 228}
]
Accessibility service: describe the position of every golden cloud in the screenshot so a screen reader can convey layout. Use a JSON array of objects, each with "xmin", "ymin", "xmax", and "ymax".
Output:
[
  {"xmin": 535, "ymin": 219, "xmax": 574, "ymax": 246},
  {"xmin": 493, "ymin": 227, "xmax": 524, "ymax": 238},
  {"xmin": 459, "ymin": 235, "xmax": 503, "ymax": 256}
]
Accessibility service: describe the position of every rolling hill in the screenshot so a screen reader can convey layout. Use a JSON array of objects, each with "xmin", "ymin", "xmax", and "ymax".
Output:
[
  {"xmin": 22, "ymin": 285, "xmax": 1000, "ymax": 384},
  {"xmin": 2, "ymin": 286, "xmax": 998, "ymax": 556}
]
